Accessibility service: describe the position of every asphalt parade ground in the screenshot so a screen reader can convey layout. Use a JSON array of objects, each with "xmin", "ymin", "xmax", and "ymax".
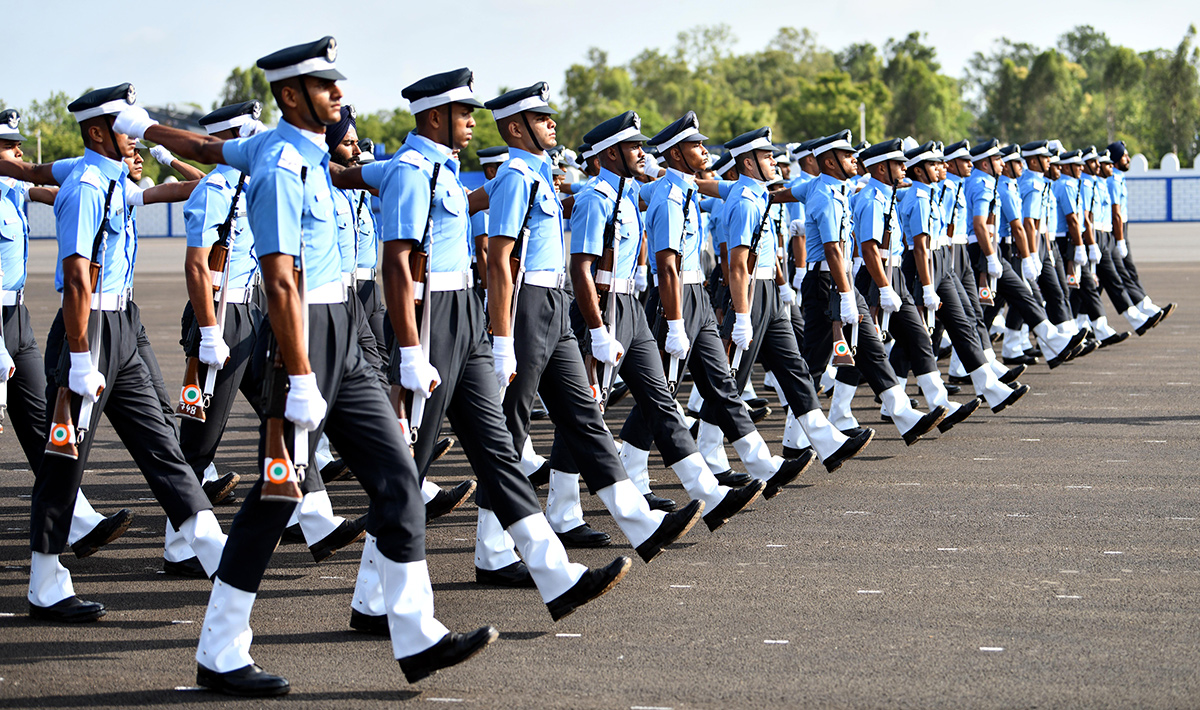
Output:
[{"xmin": 1, "ymin": 231, "xmax": 1198, "ymax": 709}]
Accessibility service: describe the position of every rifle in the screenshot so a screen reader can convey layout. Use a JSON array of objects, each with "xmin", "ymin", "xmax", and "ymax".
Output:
[
  {"xmin": 977, "ymin": 181, "xmax": 999, "ymax": 306},
  {"xmin": 0, "ymin": 380, "xmax": 6, "ymax": 433},
  {"xmin": 260, "ymin": 167, "xmax": 310, "ymax": 503},
  {"xmin": 728, "ymin": 189, "xmax": 775, "ymax": 379},
  {"xmin": 877, "ymin": 183, "xmax": 900, "ymax": 337},
  {"xmin": 496, "ymin": 179, "xmax": 540, "ymax": 399},
  {"xmin": 663, "ymin": 186, "xmax": 694, "ymax": 395},
  {"xmin": 406, "ymin": 162, "xmax": 440, "ymax": 444},
  {"xmin": 829, "ymin": 185, "xmax": 857, "ymax": 367},
  {"xmin": 588, "ymin": 176, "xmax": 626, "ymax": 412},
  {"xmin": 47, "ymin": 180, "xmax": 116, "ymax": 459}
]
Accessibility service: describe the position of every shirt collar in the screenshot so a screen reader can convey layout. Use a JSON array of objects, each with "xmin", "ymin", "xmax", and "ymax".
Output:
[
  {"xmin": 276, "ymin": 120, "xmax": 331, "ymax": 167},
  {"xmin": 667, "ymin": 168, "xmax": 697, "ymax": 187},
  {"xmin": 818, "ymin": 172, "xmax": 845, "ymax": 189},
  {"xmin": 866, "ymin": 177, "xmax": 893, "ymax": 199},
  {"xmin": 507, "ymin": 147, "xmax": 553, "ymax": 182},
  {"xmin": 83, "ymin": 148, "xmax": 129, "ymax": 183},
  {"xmin": 970, "ymin": 168, "xmax": 995, "ymax": 185},
  {"xmin": 404, "ymin": 132, "xmax": 460, "ymax": 177},
  {"xmin": 910, "ymin": 180, "xmax": 933, "ymax": 195},
  {"xmin": 735, "ymin": 174, "xmax": 767, "ymax": 197}
]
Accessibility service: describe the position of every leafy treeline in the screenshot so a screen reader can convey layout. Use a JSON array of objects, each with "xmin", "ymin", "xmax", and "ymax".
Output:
[{"xmin": 4, "ymin": 24, "xmax": 1197, "ymax": 176}]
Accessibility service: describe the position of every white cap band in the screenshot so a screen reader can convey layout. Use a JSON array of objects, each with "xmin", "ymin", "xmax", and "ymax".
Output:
[
  {"xmin": 409, "ymin": 85, "xmax": 476, "ymax": 115},
  {"xmin": 492, "ymin": 96, "xmax": 550, "ymax": 121},
  {"xmin": 72, "ymin": 99, "xmax": 133, "ymax": 123},
  {"xmin": 263, "ymin": 56, "xmax": 338, "ymax": 83},
  {"xmin": 813, "ymin": 138, "xmax": 853, "ymax": 156},
  {"xmin": 864, "ymin": 150, "xmax": 905, "ymax": 168},
  {"xmin": 592, "ymin": 125, "xmax": 643, "ymax": 153},
  {"xmin": 730, "ymin": 135, "xmax": 773, "ymax": 158},
  {"xmin": 659, "ymin": 126, "xmax": 701, "ymax": 152},
  {"xmin": 205, "ymin": 115, "xmax": 255, "ymax": 135},
  {"xmin": 479, "ymin": 153, "xmax": 509, "ymax": 165}
]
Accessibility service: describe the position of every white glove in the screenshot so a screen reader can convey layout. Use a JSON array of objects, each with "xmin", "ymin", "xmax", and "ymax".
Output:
[
  {"xmin": 492, "ymin": 335, "xmax": 517, "ymax": 390},
  {"xmin": 838, "ymin": 291, "xmax": 858, "ymax": 324},
  {"xmin": 0, "ymin": 347, "xmax": 14, "ymax": 382},
  {"xmin": 112, "ymin": 106, "xmax": 157, "ymax": 140},
  {"xmin": 731, "ymin": 312, "xmax": 753, "ymax": 350},
  {"xmin": 664, "ymin": 319, "xmax": 690, "ymax": 360},
  {"xmin": 1116, "ymin": 239, "xmax": 1129, "ymax": 259},
  {"xmin": 789, "ymin": 219, "xmax": 805, "ymax": 239},
  {"xmin": 398, "ymin": 345, "xmax": 441, "ymax": 398},
  {"xmin": 922, "ymin": 285, "xmax": 941, "ymax": 311},
  {"xmin": 197, "ymin": 325, "xmax": 229, "ymax": 369},
  {"xmin": 589, "ymin": 326, "xmax": 624, "ymax": 366},
  {"xmin": 791, "ymin": 270, "xmax": 804, "ymax": 292},
  {"xmin": 68, "ymin": 351, "xmax": 105, "ymax": 402},
  {"xmin": 239, "ymin": 119, "xmax": 267, "ymax": 138},
  {"xmin": 1073, "ymin": 245, "xmax": 1087, "ymax": 264},
  {"xmin": 985, "ymin": 252, "xmax": 1003, "ymax": 278},
  {"xmin": 1021, "ymin": 255, "xmax": 1040, "ymax": 282},
  {"xmin": 878, "ymin": 285, "xmax": 902, "ymax": 313},
  {"xmin": 1087, "ymin": 243, "xmax": 1102, "ymax": 265},
  {"xmin": 285, "ymin": 372, "xmax": 327, "ymax": 431},
  {"xmin": 150, "ymin": 145, "xmax": 175, "ymax": 168},
  {"xmin": 778, "ymin": 283, "xmax": 795, "ymax": 304},
  {"xmin": 634, "ymin": 266, "xmax": 648, "ymax": 293}
]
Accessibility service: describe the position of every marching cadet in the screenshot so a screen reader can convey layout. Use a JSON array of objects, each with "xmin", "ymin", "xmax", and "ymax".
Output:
[
  {"xmin": 697, "ymin": 126, "xmax": 876, "ymax": 475},
  {"xmin": 176, "ymin": 101, "xmax": 264, "ymax": 528},
  {"xmin": 897, "ymin": 142, "xmax": 1029, "ymax": 413},
  {"xmin": 554, "ymin": 110, "xmax": 764, "ymax": 534},
  {"xmin": 331, "ymin": 71, "xmax": 629, "ymax": 620},
  {"xmin": 852, "ymin": 140, "xmax": 980, "ymax": 430},
  {"xmin": 21, "ymin": 83, "xmax": 227, "ymax": 624},
  {"xmin": 791, "ymin": 130, "xmax": 945, "ymax": 446},
  {"xmin": 1018, "ymin": 141, "xmax": 1076, "ymax": 341},
  {"xmin": 1081, "ymin": 146, "xmax": 1162, "ymax": 336},
  {"xmin": 482, "ymin": 81, "xmax": 703, "ymax": 565},
  {"xmin": 469, "ymin": 144, "xmax": 553, "ymax": 494},
  {"xmin": 1051, "ymin": 149, "xmax": 1113, "ymax": 343},
  {"xmin": 1106, "ymin": 142, "xmax": 1175, "ymax": 323},
  {"xmin": 0, "ymin": 111, "xmax": 136, "ymax": 562},
  {"xmin": 127, "ymin": 38, "xmax": 497, "ymax": 694},
  {"xmin": 964, "ymin": 139, "xmax": 1087, "ymax": 368},
  {"xmin": 993, "ymin": 142, "xmax": 1050, "ymax": 363}
]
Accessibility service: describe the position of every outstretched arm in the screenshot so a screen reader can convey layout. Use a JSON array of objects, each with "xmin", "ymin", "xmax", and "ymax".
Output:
[{"xmin": 0, "ymin": 159, "xmax": 58, "ymax": 186}]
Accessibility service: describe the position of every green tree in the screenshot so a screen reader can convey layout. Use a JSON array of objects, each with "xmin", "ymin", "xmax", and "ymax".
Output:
[
  {"xmin": 777, "ymin": 72, "xmax": 890, "ymax": 142},
  {"xmin": 215, "ymin": 66, "xmax": 277, "ymax": 124},
  {"xmin": 882, "ymin": 33, "xmax": 971, "ymax": 141},
  {"xmin": 22, "ymin": 91, "xmax": 84, "ymax": 163},
  {"xmin": 1144, "ymin": 25, "xmax": 1200, "ymax": 163}
]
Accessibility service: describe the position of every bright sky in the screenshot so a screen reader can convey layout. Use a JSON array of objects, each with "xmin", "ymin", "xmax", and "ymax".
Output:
[{"xmin": 5, "ymin": 0, "xmax": 1197, "ymax": 116}]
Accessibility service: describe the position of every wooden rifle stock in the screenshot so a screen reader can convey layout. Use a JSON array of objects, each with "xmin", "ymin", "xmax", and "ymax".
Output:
[
  {"xmin": 45, "ymin": 387, "xmax": 79, "ymax": 459},
  {"xmin": 176, "ymin": 356, "xmax": 205, "ymax": 422},
  {"xmin": 207, "ymin": 244, "xmax": 229, "ymax": 293},
  {"xmin": 260, "ymin": 349, "xmax": 302, "ymax": 503}
]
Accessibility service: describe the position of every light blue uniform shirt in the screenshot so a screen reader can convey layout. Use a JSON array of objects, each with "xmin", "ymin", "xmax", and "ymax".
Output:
[
  {"xmin": 943, "ymin": 173, "xmax": 968, "ymax": 242},
  {"xmin": 1018, "ymin": 170, "xmax": 1047, "ymax": 222},
  {"xmin": 963, "ymin": 169, "xmax": 998, "ymax": 245},
  {"xmin": 898, "ymin": 181, "xmax": 936, "ymax": 251},
  {"xmin": 0, "ymin": 178, "xmax": 30, "ymax": 291},
  {"xmin": 221, "ymin": 120, "xmax": 341, "ymax": 291},
  {"xmin": 996, "ymin": 174, "xmax": 1022, "ymax": 239},
  {"xmin": 360, "ymin": 131, "xmax": 470, "ymax": 274},
  {"xmin": 569, "ymin": 168, "xmax": 642, "ymax": 281},
  {"xmin": 332, "ymin": 187, "xmax": 357, "ymax": 274},
  {"xmin": 853, "ymin": 177, "xmax": 903, "ymax": 260},
  {"xmin": 783, "ymin": 173, "xmax": 811, "ymax": 225},
  {"xmin": 724, "ymin": 175, "xmax": 779, "ymax": 271},
  {"xmin": 351, "ymin": 189, "xmax": 377, "ymax": 269},
  {"xmin": 183, "ymin": 164, "xmax": 258, "ymax": 292},
  {"xmin": 1052, "ymin": 174, "xmax": 1082, "ymax": 236},
  {"xmin": 485, "ymin": 148, "xmax": 564, "ymax": 274},
  {"xmin": 1107, "ymin": 172, "xmax": 1127, "ymax": 219},
  {"xmin": 645, "ymin": 169, "xmax": 702, "ymax": 275},
  {"xmin": 51, "ymin": 149, "xmax": 132, "ymax": 295},
  {"xmin": 804, "ymin": 173, "xmax": 853, "ymax": 263}
]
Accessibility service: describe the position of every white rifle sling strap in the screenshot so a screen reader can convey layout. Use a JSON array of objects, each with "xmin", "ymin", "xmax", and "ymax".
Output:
[
  {"xmin": 498, "ymin": 173, "xmax": 541, "ymax": 400},
  {"xmin": 408, "ymin": 162, "xmax": 440, "ymax": 443},
  {"xmin": 293, "ymin": 166, "xmax": 311, "ymax": 484},
  {"xmin": 666, "ymin": 186, "xmax": 693, "ymax": 394},
  {"xmin": 596, "ymin": 175, "xmax": 626, "ymax": 410}
]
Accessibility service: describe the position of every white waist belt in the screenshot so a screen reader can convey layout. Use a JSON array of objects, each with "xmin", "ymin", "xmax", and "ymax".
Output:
[
  {"xmin": 1, "ymin": 289, "xmax": 23, "ymax": 307},
  {"xmin": 753, "ymin": 265, "xmax": 775, "ymax": 280},
  {"xmin": 60, "ymin": 288, "xmax": 131, "ymax": 312},
  {"xmin": 806, "ymin": 261, "xmax": 831, "ymax": 273},
  {"xmin": 355, "ymin": 267, "xmax": 376, "ymax": 281},
  {"xmin": 414, "ymin": 271, "xmax": 473, "ymax": 299},
  {"xmin": 217, "ymin": 287, "xmax": 253, "ymax": 305},
  {"xmin": 524, "ymin": 271, "xmax": 568, "ymax": 289},
  {"xmin": 652, "ymin": 269, "xmax": 703, "ymax": 287},
  {"xmin": 307, "ymin": 281, "xmax": 348, "ymax": 305},
  {"xmin": 604, "ymin": 278, "xmax": 635, "ymax": 295},
  {"xmin": 951, "ymin": 236, "xmax": 969, "ymax": 245},
  {"xmin": 341, "ymin": 272, "xmax": 355, "ymax": 288}
]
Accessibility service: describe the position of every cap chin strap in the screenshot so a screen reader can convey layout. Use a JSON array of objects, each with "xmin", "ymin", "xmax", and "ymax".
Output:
[
  {"xmin": 521, "ymin": 112, "xmax": 546, "ymax": 154},
  {"xmin": 104, "ymin": 116, "xmax": 123, "ymax": 162},
  {"xmin": 618, "ymin": 145, "xmax": 638, "ymax": 179},
  {"xmin": 679, "ymin": 147, "xmax": 703, "ymax": 175},
  {"xmin": 833, "ymin": 152, "xmax": 852, "ymax": 182},
  {"xmin": 299, "ymin": 78, "xmax": 336, "ymax": 129}
]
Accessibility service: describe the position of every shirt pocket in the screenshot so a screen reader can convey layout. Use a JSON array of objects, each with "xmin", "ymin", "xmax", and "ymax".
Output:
[
  {"xmin": 440, "ymin": 190, "xmax": 465, "ymax": 217},
  {"xmin": 0, "ymin": 213, "xmax": 20, "ymax": 240},
  {"xmin": 536, "ymin": 191, "xmax": 558, "ymax": 216},
  {"xmin": 308, "ymin": 190, "xmax": 333, "ymax": 221}
]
